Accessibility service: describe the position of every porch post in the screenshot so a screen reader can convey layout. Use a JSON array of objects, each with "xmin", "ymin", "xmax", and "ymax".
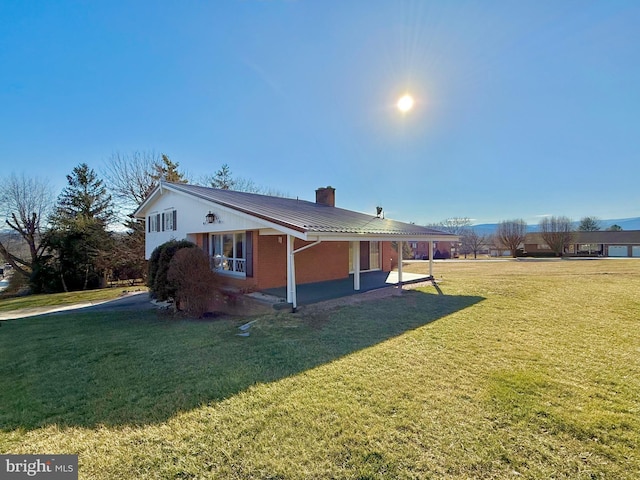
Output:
[
  {"xmin": 352, "ymin": 241, "xmax": 361, "ymax": 291},
  {"xmin": 396, "ymin": 240, "xmax": 403, "ymax": 295},
  {"xmin": 429, "ymin": 241, "xmax": 434, "ymax": 278},
  {"xmin": 287, "ymin": 235, "xmax": 297, "ymax": 311}
]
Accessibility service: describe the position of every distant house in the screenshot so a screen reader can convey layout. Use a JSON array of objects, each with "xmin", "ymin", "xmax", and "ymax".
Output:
[
  {"xmin": 524, "ymin": 231, "xmax": 640, "ymax": 257},
  {"xmin": 409, "ymin": 241, "xmax": 459, "ymax": 259},
  {"xmin": 134, "ymin": 182, "xmax": 457, "ymax": 308}
]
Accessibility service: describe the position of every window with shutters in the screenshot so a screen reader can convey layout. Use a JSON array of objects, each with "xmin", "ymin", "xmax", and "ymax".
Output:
[
  {"xmin": 148, "ymin": 213, "xmax": 161, "ymax": 232},
  {"xmin": 163, "ymin": 209, "xmax": 177, "ymax": 231}
]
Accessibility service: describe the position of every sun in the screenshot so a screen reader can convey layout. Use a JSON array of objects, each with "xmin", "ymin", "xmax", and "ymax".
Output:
[{"xmin": 396, "ymin": 94, "xmax": 414, "ymax": 113}]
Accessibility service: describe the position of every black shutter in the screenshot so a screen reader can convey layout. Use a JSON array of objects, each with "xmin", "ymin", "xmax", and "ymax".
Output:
[
  {"xmin": 173, "ymin": 210, "xmax": 177, "ymax": 231},
  {"xmin": 161, "ymin": 213, "xmax": 165, "ymax": 231},
  {"xmin": 245, "ymin": 231, "xmax": 253, "ymax": 277},
  {"xmin": 148, "ymin": 216, "xmax": 151, "ymax": 233}
]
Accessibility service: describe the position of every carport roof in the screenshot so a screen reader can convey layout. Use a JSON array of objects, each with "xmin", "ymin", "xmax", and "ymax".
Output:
[{"xmin": 135, "ymin": 181, "xmax": 457, "ymax": 241}]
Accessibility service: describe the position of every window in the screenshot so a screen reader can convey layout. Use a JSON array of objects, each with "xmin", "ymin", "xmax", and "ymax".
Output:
[
  {"xmin": 148, "ymin": 211, "xmax": 177, "ymax": 232},
  {"xmin": 349, "ymin": 241, "xmax": 382, "ymax": 272},
  {"xmin": 369, "ymin": 241, "xmax": 380, "ymax": 270},
  {"xmin": 162, "ymin": 210, "xmax": 177, "ymax": 231},
  {"xmin": 578, "ymin": 243, "xmax": 602, "ymax": 254},
  {"xmin": 148, "ymin": 213, "xmax": 161, "ymax": 232},
  {"xmin": 211, "ymin": 232, "xmax": 247, "ymax": 276}
]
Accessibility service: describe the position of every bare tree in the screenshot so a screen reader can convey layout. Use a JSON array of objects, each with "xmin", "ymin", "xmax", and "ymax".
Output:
[
  {"xmin": 0, "ymin": 173, "xmax": 55, "ymax": 278},
  {"xmin": 103, "ymin": 152, "xmax": 189, "ymax": 214},
  {"xmin": 102, "ymin": 152, "xmax": 189, "ymax": 288},
  {"xmin": 496, "ymin": 219, "xmax": 527, "ymax": 258},
  {"xmin": 102, "ymin": 151, "xmax": 162, "ymax": 213},
  {"xmin": 539, "ymin": 216, "xmax": 574, "ymax": 257},
  {"xmin": 461, "ymin": 229, "xmax": 489, "ymax": 259},
  {"xmin": 430, "ymin": 217, "xmax": 472, "ymax": 235}
]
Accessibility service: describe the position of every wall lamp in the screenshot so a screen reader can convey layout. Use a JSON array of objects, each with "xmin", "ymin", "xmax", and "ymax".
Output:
[{"xmin": 205, "ymin": 211, "xmax": 218, "ymax": 224}]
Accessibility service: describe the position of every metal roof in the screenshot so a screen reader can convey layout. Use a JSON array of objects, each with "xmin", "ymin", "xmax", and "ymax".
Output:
[{"xmin": 139, "ymin": 181, "xmax": 456, "ymax": 240}]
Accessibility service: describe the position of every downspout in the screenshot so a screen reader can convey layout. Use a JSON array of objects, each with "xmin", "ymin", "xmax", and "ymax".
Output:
[
  {"xmin": 293, "ymin": 239, "xmax": 322, "ymax": 255},
  {"xmin": 352, "ymin": 241, "xmax": 361, "ymax": 291}
]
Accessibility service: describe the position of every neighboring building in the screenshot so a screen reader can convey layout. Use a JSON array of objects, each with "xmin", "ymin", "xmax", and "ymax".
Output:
[
  {"xmin": 524, "ymin": 231, "xmax": 640, "ymax": 257},
  {"xmin": 134, "ymin": 182, "xmax": 457, "ymax": 307},
  {"xmin": 409, "ymin": 241, "xmax": 459, "ymax": 259}
]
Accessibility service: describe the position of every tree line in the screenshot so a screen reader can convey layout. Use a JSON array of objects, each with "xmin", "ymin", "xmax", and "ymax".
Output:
[
  {"xmin": 0, "ymin": 152, "xmax": 267, "ymax": 294},
  {"xmin": 430, "ymin": 216, "xmax": 622, "ymax": 259}
]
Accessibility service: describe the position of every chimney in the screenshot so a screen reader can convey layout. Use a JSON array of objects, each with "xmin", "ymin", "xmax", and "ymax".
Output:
[{"xmin": 315, "ymin": 186, "xmax": 336, "ymax": 207}]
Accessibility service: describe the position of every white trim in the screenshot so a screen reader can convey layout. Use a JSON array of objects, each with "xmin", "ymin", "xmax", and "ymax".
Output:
[
  {"xmin": 308, "ymin": 233, "xmax": 459, "ymax": 242},
  {"xmin": 396, "ymin": 240, "xmax": 403, "ymax": 295},
  {"xmin": 429, "ymin": 241, "xmax": 434, "ymax": 277},
  {"xmin": 293, "ymin": 240, "xmax": 322, "ymax": 254},
  {"xmin": 352, "ymin": 241, "xmax": 361, "ymax": 291},
  {"xmin": 287, "ymin": 235, "xmax": 296, "ymax": 309}
]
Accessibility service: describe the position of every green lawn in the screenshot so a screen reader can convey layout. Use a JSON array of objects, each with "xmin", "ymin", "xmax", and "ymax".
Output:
[
  {"xmin": 0, "ymin": 286, "xmax": 146, "ymax": 313},
  {"xmin": 1, "ymin": 259, "xmax": 638, "ymax": 479}
]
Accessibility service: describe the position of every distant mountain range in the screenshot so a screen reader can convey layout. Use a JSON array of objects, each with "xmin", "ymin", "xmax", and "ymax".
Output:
[{"xmin": 471, "ymin": 217, "xmax": 640, "ymax": 235}]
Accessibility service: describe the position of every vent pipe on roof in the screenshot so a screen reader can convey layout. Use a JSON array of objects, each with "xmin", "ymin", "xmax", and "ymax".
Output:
[{"xmin": 315, "ymin": 186, "xmax": 335, "ymax": 207}]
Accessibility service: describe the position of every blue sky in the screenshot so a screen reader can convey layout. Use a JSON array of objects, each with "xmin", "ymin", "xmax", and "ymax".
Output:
[{"xmin": 1, "ymin": 0, "xmax": 639, "ymax": 225}]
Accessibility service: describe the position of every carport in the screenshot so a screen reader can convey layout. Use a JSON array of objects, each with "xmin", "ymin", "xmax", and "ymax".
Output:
[{"xmin": 264, "ymin": 270, "xmax": 432, "ymax": 307}]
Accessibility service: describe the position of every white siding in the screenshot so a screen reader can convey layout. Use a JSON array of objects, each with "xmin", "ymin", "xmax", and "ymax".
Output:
[{"xmin": 143, "ymin": 190, "xmax": 270, "ymax": 258}]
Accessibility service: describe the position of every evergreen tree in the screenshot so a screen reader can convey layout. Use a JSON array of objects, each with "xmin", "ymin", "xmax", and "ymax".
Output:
[
  {"xmin": 578, "ymin": 216, "xmax": 601, "ymax": 231},
  {"xmin": 46, "ymin": 164, "xmax": 116, "ymax": 291},
  {"xmin": 209, "ymin": 163, "xmax": 235, "ymax": 190},
  {"xmin": 53, "ymin": 163, "xmax": 114, "ymax": 226},
  {"xmin": 151, "ymin": 155, "xmax": 188, "ymax": 184}
]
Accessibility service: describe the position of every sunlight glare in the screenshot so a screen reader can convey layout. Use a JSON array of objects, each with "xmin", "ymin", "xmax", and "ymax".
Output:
[{"xmin": 396, "ymin": 94, "xmax": 414, "ymax": 113}]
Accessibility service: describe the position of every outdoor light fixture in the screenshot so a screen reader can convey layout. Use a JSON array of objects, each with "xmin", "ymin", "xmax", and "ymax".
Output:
[{"xmin": 205, "ymin": 211, "xmax": 217, "ymax": 224}]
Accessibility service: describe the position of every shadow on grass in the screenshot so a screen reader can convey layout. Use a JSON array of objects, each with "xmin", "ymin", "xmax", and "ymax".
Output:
[{"xmin": 0, "ymin": 290, "xmax": 483, "ymax": 431}]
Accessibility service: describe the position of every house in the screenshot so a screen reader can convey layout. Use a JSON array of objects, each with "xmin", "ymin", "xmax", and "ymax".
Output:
[
  {"xmin": 409, "ymin": 241, "xmax": 459, "ymax": 259},
  {"xmin": 524, "ymin": 231, "xmax": 640, "ymax": 257},
  {"xmin": 134, "ymin": 182, "xmax": 457, "ymax": 308}
]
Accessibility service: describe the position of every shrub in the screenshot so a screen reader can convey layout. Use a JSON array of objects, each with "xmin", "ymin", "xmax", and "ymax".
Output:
[
  {"xmin": 147, "ymin": 240, "xmax": 197, "ymax": 300},
  {"xmin": 167, "ymin": 247, "xmax": 220, "ymax": 318}
]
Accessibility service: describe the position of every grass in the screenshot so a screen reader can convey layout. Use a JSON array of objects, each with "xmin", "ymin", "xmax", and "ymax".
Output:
[
  {"xmin": 1, "ymin": 259, "xmax": 639, "ymax": 479},
  {"xmin": 0, "ymin": 286, "xmax": 146, "ymax": 313}
]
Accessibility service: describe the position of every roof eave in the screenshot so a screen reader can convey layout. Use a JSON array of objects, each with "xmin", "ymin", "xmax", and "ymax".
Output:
[
  {"xmin": 132, "ymin": 183, "xmax": 163, "ymax": 218},
  {"xmin": 309, "ymin": 232, "xmax": 460, "ymax": 242}
]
